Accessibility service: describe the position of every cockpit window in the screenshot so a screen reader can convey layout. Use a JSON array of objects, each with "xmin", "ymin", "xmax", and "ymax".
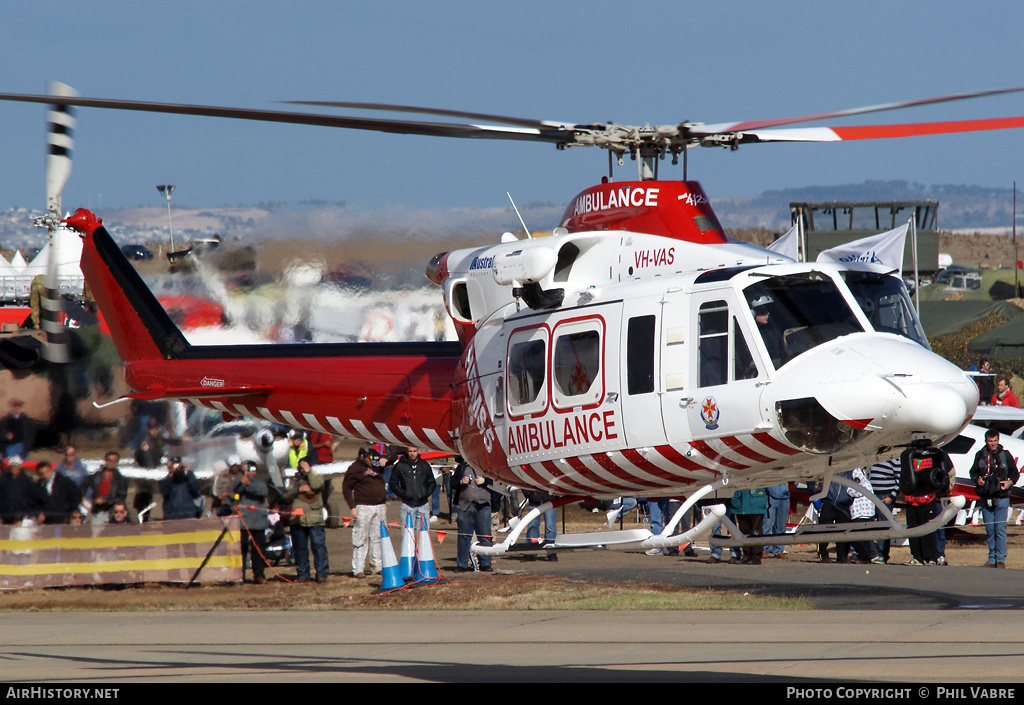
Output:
[
  {"xmin": 842, "ymin": 271, "xmax": 929, "ymax": 349},
  {"xmin": 743, "ymin": 272, "xmax": 863, "ymax": 369}
]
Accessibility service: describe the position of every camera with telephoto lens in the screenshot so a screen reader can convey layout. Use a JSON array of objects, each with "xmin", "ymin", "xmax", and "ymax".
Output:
[{"xmin": 981, "ymin": 473, "xmax": 1003, "ymax": 497}]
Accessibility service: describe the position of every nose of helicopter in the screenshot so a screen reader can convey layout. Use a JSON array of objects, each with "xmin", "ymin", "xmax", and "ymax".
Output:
[
  {"xmin": 770, "ymin": 335, "xmax": 976, "ymax": 451},
  {"xmin": 886, "ymin": 379, "xmax": 974, "ymax": 438}
]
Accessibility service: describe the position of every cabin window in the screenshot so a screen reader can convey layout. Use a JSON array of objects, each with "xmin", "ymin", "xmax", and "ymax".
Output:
[
  {"xmin": 552, "ymin": 318, "xmax": 604, "ymax": 409},
  {"xmin": 743, "ymin": 272, "xmax": 863, "ymax": 369},
  {"xmin": 627, "ymin": 315, "xmax": 656, "ymax": 395},
  {"xmin": 553, "ymin": 242, "xmax": 581, "ymax": 282},
  {"xmin": 693, "ymin": 214, "xmax": 723, "ymax": 234},
  {"xmin": 698, "ymin": 301, "xmax": 729, "ymax": 388},
  {"xmin": 842, "ymin": 270, "xmax": 929, "ymax": 348},
  {"xmin": 450, "ymin": 282, "xmax": 471, "ymax": 321},
  {"xmin": 508, "ymin": 336, "xmax": 547, "ymax": 411}
]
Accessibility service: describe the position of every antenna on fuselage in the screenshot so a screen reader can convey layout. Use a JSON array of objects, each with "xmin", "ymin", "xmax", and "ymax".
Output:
[{"xmin": 507, "ymin": 192, "xmax": 533, "ymax": 240}]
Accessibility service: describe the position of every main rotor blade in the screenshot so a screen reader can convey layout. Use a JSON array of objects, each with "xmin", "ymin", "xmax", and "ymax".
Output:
[
  {"xmin": 0, "ymin": 93, "xmax": 575, "ymax": 144},
  {"xmin": 42, "ymin": 81, "xmax": 76, "ymax": 365},
  {"xmin": 45, "ymin": 82, "xmax": 76, "ymax": 212},
  {"xmin": 283, "ymin": 100, "xmax": 581, "ymax": 130},
  {"xmin": 737, "ymin": 115, "xmax": 1024, "ymax": 143},
  {"xmin": 690, "ymin": 84, "xmax": 1024, "ymax": 135}
]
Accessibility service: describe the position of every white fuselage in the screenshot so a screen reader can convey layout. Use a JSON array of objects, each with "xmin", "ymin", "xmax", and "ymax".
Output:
[{"xmin": 444, "ymin": 228, "xmax": 977, "ymax": 498}]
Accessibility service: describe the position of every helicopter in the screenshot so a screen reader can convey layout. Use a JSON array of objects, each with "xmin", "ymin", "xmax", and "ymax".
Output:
[{"xmin": 4, "ymin": 83, "xmax": 1024, "ymax": 556}]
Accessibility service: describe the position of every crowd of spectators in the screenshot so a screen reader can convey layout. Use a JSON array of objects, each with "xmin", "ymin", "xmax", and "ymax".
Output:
[{"xmin": 1, "ymin": 398, "xmax": 1018, "ymax": 581}]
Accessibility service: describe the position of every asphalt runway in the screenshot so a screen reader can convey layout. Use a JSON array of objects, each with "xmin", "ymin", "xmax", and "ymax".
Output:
[
  {"xmin": 6, "ymin": 512, "xmax": 1024, "ymax": 682},
  {"xmin": 5, "ymin": 547, "xmax": 1024, "ymax": 682},
  {"xmin": 4, "ymin": 610, "xmax": 1024, "ymax": 682},
  {"xmin": 502, "ymin": 547, "xmax": 1024, "ymax": 610}
]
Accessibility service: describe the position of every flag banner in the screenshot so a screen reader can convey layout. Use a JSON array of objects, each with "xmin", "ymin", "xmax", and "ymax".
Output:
[
  {"xmin": 816, "ymin": 223, "xmax": 909, "ymax": 272},
  {"xmin": 0, "ymin": 516, "xmax": 242, "ymax": 589},
  {"xmin": 766, "ymin": 223, "xmax": 799, "ymax": 261}
]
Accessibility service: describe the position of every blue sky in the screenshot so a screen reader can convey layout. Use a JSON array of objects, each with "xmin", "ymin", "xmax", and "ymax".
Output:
[{"xmin": 2, "ymin": 1, "xmax": 1024, "ymax": 226}]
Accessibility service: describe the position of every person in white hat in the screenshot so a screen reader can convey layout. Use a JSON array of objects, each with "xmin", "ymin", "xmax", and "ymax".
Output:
[{"xmin": 212, "ymin": 455, "xmax": 245, "ymax": 516}]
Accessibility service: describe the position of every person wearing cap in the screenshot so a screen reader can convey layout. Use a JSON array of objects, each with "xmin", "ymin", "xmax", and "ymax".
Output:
[
  {"xmin": 134, "ymin": 418, "xmax": 168, "ymax": 469},
  {"xmin": 343, "ymin": 447, "xmax": 388, "ymax": 578},
  {"xmin": 2, "ymin": 399, "xmax": 35, "ymax": 459},
  {"xmin": 282, "ymin": 455, "xmax": 329, "ymax": 583},
  {"xmin": 212, "ymin": 455, "xmax": 245, "ymax": 516},
  {"xmin": 83, "ymin": 451, "xmax": 129, "ymax": 524},
  {"xmin": 234, "ymin": 461, "xmax": 270, "ymax": 584},
  {"xmin": 0, "ymin": 455, "xmax": 46, "ymax": 525},
  {"xmin": 157, "ymin": 457, "xmax": 203, "ymax": 520},
  {"xmin": 286, "ymin": 430, "xmax": 309, "ymax": 470},
  {"xmin": 748, "ymin": 293, "xmax": 783, "ymax": 369}
]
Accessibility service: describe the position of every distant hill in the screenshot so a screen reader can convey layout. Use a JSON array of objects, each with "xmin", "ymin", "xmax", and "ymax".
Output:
[
  {"xmin": 712, "ymin": 180, "xmax": 1022, "ymax": 233},
  {"xmin": 1, "ymin": 181, "xmax": 1019, "ymax": 252}
]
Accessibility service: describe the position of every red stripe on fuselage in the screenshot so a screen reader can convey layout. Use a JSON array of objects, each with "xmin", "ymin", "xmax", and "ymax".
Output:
[
  {"xmin": 540, "ymin": 460, "xmax": 597, "ymax": 495},
  {"xmin": 652, "ymin": 444, "xmax": 719, "ymax": 476},
  {"xmin": 563, "ymin": 455, "xmax": 659, "ymax": 493},
  {"xmin": 620, "ymin": 448, "xmax": 697, "ymax": 485},
  {"xmin": 688, "ymin": 440, "xmax": 748, "ymax": 470},
  {"xmin": 752, "ymin": 432, "xmax": 800, "ymax": 456},
  {"xmin": 720, "ymin": 436, "xmax": 774, "ymax": 464}
]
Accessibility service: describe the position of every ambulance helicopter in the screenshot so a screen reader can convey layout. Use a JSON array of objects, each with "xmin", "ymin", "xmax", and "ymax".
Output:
[{"xmin": 4, "ymin": 84, "xmax": 1024, "ymax": 557}]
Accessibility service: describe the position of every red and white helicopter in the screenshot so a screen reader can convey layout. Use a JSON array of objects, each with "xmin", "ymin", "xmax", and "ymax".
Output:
[{"xmin": 4, "ymin": 84, "xmax": 1024, "ymax": 556}]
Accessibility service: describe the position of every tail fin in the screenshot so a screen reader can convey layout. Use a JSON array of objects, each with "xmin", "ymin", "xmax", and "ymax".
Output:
[{"xmin": 64, "ymin": 209, "xmax": 189, "ymax": 363}]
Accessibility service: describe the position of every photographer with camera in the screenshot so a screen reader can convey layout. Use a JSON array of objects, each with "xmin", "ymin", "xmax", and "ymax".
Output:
[
  {"xmin": 157, "ymin": 456, "xmax": 203, "ymax": 520},
  {"xmin": 970, "ymin": 429, "xmax": 1020, "ymax": 568},
  {"xmin": 234, "ymin": 461, "xmax": 270, "ymax": 584},
  {"xmin": 283, "ymin": 455, "xmax": 329, "ymax": 583}
]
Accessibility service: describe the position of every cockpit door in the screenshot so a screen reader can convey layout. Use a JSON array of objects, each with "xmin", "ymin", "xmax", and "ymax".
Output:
[{"xmin": 684, "ymin": 291, "xmax": 768, "ymax": 441}]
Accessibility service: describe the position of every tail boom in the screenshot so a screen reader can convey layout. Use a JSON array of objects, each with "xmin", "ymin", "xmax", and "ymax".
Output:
[{"xmin": 65, "ymin": 209, "xmax": 461, "ymax": 451}]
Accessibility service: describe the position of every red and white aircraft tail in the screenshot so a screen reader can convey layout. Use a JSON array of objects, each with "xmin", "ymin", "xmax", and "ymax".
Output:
[{"xmin": 66, "ymin": 208, "xmax": 462, "ymax": 453}]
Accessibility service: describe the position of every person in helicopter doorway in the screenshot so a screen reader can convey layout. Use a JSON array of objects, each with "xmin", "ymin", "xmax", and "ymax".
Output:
[{"xmin": 748, "ymin": 293, "xmax": 783, "ymax": 370}]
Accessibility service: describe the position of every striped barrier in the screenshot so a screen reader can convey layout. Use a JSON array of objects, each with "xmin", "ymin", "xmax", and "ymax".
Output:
[{"xmin": 0, "ymin": 517, "xmax": 242, "ymax": 589}]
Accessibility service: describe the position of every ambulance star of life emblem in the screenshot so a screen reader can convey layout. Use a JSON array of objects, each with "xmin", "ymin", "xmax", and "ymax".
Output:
[{"xmin": 700, "ymin": 396, "xmax": 720, "ymax": 430}]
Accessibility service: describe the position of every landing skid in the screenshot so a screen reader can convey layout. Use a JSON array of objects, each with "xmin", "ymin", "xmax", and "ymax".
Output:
[
  {"xmin": 712, "ymin": 496, "xmax": 965, "ymax": 549},
  {"xmin": 472, "ymin": 474, "xmax": 966, "ymax": 556},
  {"xmin": 474, "ymin": 481, "xmax": 731, "ymax": 556}
]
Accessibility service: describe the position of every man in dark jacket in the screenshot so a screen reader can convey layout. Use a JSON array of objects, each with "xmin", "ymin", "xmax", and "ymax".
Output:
[
  {"xmin": 2, "ymin": 400, "xmax": 35, "ymax": 459},
  {"xmin": 343, "ymin": 447, "xmax": 388, "ymax": 578},
  {"xmin": 0, "ymin": 456, "xmax": 46, "ymax": 524},
  {"xmin": 83, "ymin": 451, "xmax": 129, "ymax": 523},
  {"xmin": 970, "ymin": 429, "xmax": 1020, "ymax": 568},
  {"xmin": 37, "ymin": 460, "xmax": 82, "ymax": 525},
  {"xmin": 134, "ymin": 418, "xmax": 168, "ymax": 469},
  {"xmin": 157, "ymin": 457, "xmax": 203, "ymax": 520},
  {"xmin": 233, "ymin": 461, "xmax": 270, "ymax": 583},
  {"xmin": 388, "ymin": 446, "xmax": 436, "ymax": 534}
]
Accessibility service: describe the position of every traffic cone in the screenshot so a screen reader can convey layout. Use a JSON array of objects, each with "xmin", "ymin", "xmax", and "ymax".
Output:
[
  {"xmin": 399, "ymin": 512, "xmax": 416, "ymax": 581},
  {"xmin": 372, "ymin": 520, "xmax": 404, "ymax": 593},
  {"xmin": 413, "ymin": 514, "xmax": 443, "ymax": 584}
]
